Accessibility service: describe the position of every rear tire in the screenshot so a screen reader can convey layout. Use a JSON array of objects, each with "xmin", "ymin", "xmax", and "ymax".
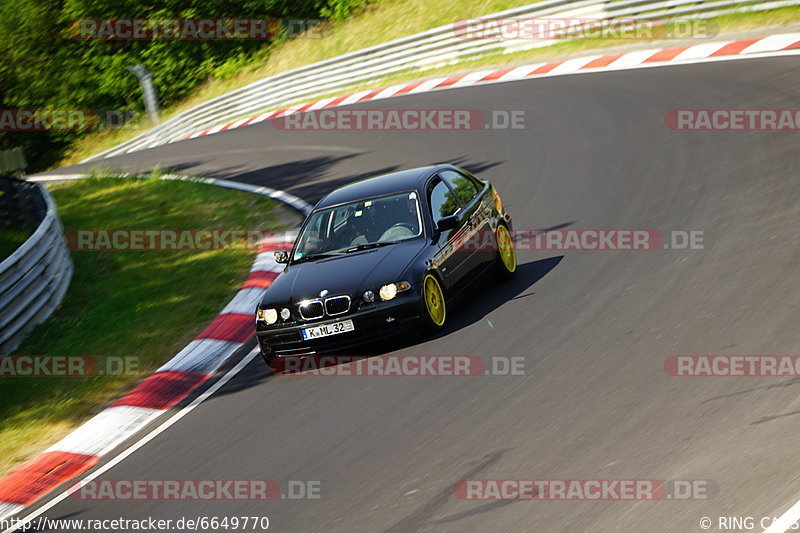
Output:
[
  {"xmin": 495, "ymin": 224, "xmax": 517, "ymax": 280},
  {"xmin": 422, "ymin": 273, "xmax": 447, "ymax": 332}
]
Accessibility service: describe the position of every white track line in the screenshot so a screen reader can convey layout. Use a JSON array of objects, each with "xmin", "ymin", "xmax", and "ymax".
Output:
[
  {"xmin": 1, "ymin": 347, "xmax": 261, "ymax": 533},
  {"xmin": 764, "ymin": 499, "xmax": 800, "ymax": 532}
]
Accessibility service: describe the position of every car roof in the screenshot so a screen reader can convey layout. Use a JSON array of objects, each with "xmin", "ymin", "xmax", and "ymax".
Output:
[{"xmin": 314, "ymin": 165, "xmax": 451, "ymax": 209}]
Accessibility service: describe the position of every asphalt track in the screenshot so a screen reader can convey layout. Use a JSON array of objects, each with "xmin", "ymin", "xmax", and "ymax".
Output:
[{"xmin": 32, "ymin": 56, "xmax": 800, "ymax": 532}]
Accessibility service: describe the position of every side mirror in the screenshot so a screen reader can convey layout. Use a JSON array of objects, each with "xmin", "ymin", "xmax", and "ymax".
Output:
[
  {"xmin": 436, "ymin": 215, "xmax": 459, "ymax": 233},
  {"xmin": 273, "ymin": 250, "xmax": 289, "ymax": 264}
]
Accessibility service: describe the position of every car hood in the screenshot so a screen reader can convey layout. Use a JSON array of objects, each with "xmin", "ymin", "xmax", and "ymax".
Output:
[{"xmin": 260, "ymin": 239, "xmax": 425, "ymax": 305}]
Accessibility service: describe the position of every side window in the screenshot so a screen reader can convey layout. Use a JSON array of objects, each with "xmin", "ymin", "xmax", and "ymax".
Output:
[
  {"xmin": 440, "ymin": 170, "xmax": 480, "ymax": 206},
  {"xmin": 428, "ymin": 178, "xmax": 460, "ymax": 220}
]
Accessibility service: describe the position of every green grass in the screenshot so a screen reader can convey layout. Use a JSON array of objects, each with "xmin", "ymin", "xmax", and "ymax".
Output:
[
  {"xmin": 0, "ymin": 174, "xmax": 300, "ymax": 475},
  {"xmin": 0, "ymin": 229, "xmax": 29, "ymax": 261},
  {"xmin": 59, "ymin": 4, "xmax": 800, "ymax": 167}
]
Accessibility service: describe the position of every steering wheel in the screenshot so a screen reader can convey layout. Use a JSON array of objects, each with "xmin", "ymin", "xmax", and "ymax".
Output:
[{"xmin": 379, "ymin": 223, "xmax": 415, "ymax": 242}]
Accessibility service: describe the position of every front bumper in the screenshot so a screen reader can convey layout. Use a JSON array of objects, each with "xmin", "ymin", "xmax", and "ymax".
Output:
[{"xmin": 255, "ymin": 294, "xmax": 421, "ymax": 357}]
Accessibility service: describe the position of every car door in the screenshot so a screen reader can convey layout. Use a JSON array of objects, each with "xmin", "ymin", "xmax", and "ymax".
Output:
[
  {"xmin": 438, "ymin": 169, "xmax": 493, "ymax": 278},
  {"xmin": 427, "ymin": 176, "xmax": 468, "ymax": 292}
]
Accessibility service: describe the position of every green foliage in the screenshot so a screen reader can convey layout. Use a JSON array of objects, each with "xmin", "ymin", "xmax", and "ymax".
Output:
[
  {"xmin": 318, "ymin": 0, "xmax": 368, "ymax": 20},
  {"xmin": 0, "ymin": 0, "xmax": 362, "ymax": 171}
]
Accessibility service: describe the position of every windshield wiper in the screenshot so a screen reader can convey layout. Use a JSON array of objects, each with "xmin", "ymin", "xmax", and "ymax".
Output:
[
  {"xmin": 342, "ymin": 241, "xmax": 401, "ymax": 253},
  {"xmin": 293, "ymin": 241, "xmax": 401, "ymax": 264},
  {"xmin": 291, "ymin": 252, "xmax": 347, "ymax": 264}
]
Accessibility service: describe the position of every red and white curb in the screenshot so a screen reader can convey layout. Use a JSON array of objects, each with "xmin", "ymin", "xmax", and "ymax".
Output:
[
  {"xmin": 0, "ymin": 176, "xmax": 307, "ymax": 521},
  {"xmin": 183, "ymin": 32, "xmax": 800, "ymax": 141}
]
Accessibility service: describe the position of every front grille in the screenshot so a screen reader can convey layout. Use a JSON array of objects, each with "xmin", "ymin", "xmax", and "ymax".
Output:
[
  {"xmin": 299, "ymin": 300, "xmax": 324, "ymax": 320},
  {"xmin": 325, "ymin": 295, "xmax": 350, "ymax": 316}
]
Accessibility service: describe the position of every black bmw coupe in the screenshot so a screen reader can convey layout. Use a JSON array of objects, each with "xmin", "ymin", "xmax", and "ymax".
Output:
[{"xmin": 255, "ymin": 164, "xmax": 516, "ymax": 363}]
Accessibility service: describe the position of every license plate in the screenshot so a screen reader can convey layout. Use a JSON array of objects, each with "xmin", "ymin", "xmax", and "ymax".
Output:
[{"xmin": 301, "ymin": 319, "xmax": 354, "ymax": 340}]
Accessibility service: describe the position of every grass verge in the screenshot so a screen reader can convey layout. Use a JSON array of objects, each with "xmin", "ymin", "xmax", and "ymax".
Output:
[
  {"xmin": 59, "ymin": 4, "xmax": 800, "ymax": 167},
  {"xmin": 0, "ymin": 173, "xmax": 300, "ymax": 476}
]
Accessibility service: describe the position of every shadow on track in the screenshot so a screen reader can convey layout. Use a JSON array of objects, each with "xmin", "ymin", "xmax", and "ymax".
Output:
[
  {"xmin": 434, "ymin": 255, "xmax": 564, "ymax": 338},
  {"xmin": 162, "ymin": 156, "xmax": 503, "ymax": 206}
]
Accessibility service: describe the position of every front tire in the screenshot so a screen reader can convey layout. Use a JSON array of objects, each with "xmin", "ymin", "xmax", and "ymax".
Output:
[
  {"xmin": 495, "ymin": 224, "xmax": 516, "ymax": 280},
  {"xmin": 422, "ymin": 273, "xmax": 447, "ymax": 332}
]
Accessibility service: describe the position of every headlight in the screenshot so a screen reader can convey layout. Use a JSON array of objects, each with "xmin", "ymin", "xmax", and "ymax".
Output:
[
  {"xmin": 280, "ymin": 308, "xmax": 291, "ymax": 321},
  {"xmin": 379, "ymin": 281, "xmax": 411, "ymax": 301},
  {"xmin": 379, "ymin": 284, "xmax": 397, "ymax": 301},
  {"xmin": 257, "ymin": 308, "xmax": 278, "ymax": 324}
]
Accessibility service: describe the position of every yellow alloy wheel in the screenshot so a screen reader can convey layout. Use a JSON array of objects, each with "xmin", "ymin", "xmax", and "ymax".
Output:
[
  {"xmin": 423, "ymin": 274, "xmax": 446, "ymax": 327},
  {"xmin": 497, "ymin": 225, "xmax": 516, "ymax": 273}
]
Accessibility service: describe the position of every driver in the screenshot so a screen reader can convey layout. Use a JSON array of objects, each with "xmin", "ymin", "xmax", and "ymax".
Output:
[
  {"xmin": 346, "ymin": 206, "xmax": 374, "ymax": 248},
  {"xmin": 377, "ymin": 196, "xmax": 419, "ymax": 241}
]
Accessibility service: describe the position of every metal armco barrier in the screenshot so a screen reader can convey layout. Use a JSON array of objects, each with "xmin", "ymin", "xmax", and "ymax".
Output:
[
  {"xmin": 84, "ymin": 0, "xmax": 800, "ymax": 161},
  {"xmin": 0, "ymin": 177, "xmax": 73, "ymax": 354}
]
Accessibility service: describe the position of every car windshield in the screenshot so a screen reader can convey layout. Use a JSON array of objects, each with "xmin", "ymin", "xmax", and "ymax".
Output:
[{"xmin": 293, "ymin": 191, "xmax": 422, "ymax": 262}]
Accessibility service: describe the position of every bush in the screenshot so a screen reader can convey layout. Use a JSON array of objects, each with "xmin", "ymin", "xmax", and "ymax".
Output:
[{"xmin": 0, "ymin": 0, "xmax": 363, "ymax": 172}]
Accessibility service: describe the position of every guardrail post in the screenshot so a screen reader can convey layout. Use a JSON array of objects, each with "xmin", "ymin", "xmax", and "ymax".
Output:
[{"xmin": 127, "ymin": 64, "xmax": 161, "ymax": 124}]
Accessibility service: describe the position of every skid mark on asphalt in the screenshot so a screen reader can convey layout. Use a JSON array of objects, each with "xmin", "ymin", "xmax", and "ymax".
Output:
[
  {"xmin": 701, "ymin": 377, "xmax": 800, "ymax": 404},
  {"xmin": 380, "ymin": 449, "xmax": 512, "ymax": 533},
  {"xmin": 751, "ymin": 409, "xmax": 800, "ymax": 425}
]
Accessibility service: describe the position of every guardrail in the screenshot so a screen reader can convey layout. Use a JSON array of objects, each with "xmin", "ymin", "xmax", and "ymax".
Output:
[
  {"xmin": 85, "ymin": 0, "xmax": 800, "ymax": 161},
  {"xmin": 0, "ymin": 178, "xmax": 73, "ymax": 354}
]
